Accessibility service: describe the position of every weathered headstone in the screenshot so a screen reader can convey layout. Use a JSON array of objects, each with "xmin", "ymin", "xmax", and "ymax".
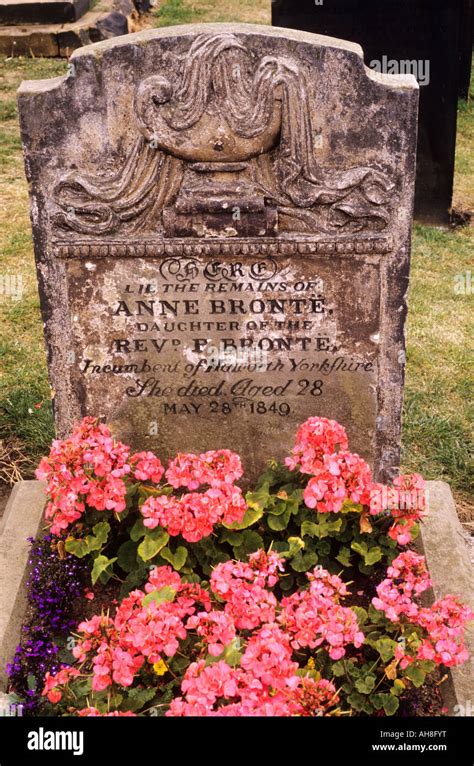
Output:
[
  {"xmin": 272, "ymin": 0, "xmax": 468, "ymax": 223},
  {"xmin": 18, "ymin": 23, "xmax": 418, "ymax": 483}
]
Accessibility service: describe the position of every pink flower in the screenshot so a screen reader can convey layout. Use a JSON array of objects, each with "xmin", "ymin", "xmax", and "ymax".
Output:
[
  {"xmin": 303, "ymin": 451, "xmax": 373, "ymax": 513},
  {"xmin": 140, "ymin": 485, "xmax": 246, "ymax": 542},
  {"xmin": 130, "ymin": 451, "xmax": 164, "ymax": 483},
  {"xmin": 42, "ymin": 666, "xmax": 80, "ymax": 705},
  {"xmin": 35, "ymin": 417, "xmax": 131, "ymax": 535},
  {"xmin": 286, "ymin": 417, "xmax": 348, "ymax": 474},
  {"xmin": 166, "ymin": 449, "xmax": 243, "ymax": 490},
  {"xmin": 186, "ymin": 611, "xmax": 236, "ymax": 656}
]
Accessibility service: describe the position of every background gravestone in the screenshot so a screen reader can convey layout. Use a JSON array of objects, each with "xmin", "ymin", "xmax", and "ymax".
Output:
[
  {"xmin": 272, "ymin": 0, "xmax": 471, "ymax": 224},
  {"xmin": 18, "ymin": 23, "xmax": 418, "ymax": 483},
  {"xmin": 0, "ymin": 0, "xmax": 150, "ymax": 57}
]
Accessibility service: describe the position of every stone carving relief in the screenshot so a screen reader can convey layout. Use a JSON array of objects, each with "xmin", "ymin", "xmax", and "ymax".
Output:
[{"xmin": 53, "ymin": 32, "xmax": 395, "ymax": 238}]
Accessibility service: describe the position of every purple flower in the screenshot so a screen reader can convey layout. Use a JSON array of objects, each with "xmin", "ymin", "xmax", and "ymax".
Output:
[{"xmin": 6, "ymin": 535, "xmax": 86, "ymax": 712}]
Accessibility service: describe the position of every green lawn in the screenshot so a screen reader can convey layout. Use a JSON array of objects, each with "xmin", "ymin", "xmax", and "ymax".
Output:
[{"xmin": 0, "ymin": 26, "xmax": 472, "ymax": 504}]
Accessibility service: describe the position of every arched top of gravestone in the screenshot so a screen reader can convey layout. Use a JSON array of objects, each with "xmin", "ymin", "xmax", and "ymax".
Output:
[{"xmin": 18, "ymin": 23, "xmax": 418, "ymax": 242}]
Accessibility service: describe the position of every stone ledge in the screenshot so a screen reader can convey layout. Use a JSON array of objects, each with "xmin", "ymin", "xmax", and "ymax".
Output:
[
  {"xmin": 0, "ymin": 480, "xmax": 46, "ymax": 691},
  {"xmin": 419, "ymin": 481, "xmax": 474, "ymax": 715},
  {"xmin": 0, "ymin": 0, "xmax": 138, "ymax": 56},
  {"xmin": 0, "ymin": 0, "xmax": 90, "ymax": 26}
]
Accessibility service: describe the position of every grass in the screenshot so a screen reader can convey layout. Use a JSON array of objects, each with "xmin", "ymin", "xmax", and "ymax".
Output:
[
  {"xmin": 0, "ymin": 32, "xmax": 472, "ymax": 504},
  {"xmin": 153, "ymin": 0, "xmax": 271, "ymax": 26}
]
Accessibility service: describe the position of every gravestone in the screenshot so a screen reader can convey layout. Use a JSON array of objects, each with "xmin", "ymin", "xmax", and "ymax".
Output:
[
  {"xmin": 18, "ymin": 23, "xmax": 418, "ymax": 483},
  {"xmin": 272, "ymin": 0, "xmax": 468, "ymax": 223},
  {"xmin": 459, "ymin": 0, "xmax": 473, "ymax": 100},
  {"xmin": 0, "ymin": 0, "xmax": 149, "ymax": 57}
]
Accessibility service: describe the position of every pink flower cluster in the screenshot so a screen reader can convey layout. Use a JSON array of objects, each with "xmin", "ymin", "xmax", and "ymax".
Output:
[
  {"xmin": 140, "ymin": 449, "xmax": 246, "ymax": 542},
  {"xmin": 372, "ymin": 551, "xmax": 432, "ymax": 622},
  {"xmin": 169, "ymin": 628, "xmax": 340, "ymax": 717},
  {"xmin": 287, "ymin": 418, "xmax": 424, "ymax": 548},
  {"xmin": 36, "ymin": 418, "xmax": 245, "ymax": 540},
  {"xmin": 286, "ymin": 417, "xmax": 349, "ymax": 474},
  {"xmin": 43, "ymin": 553, "xmax": 350, "ymax": 716},
  {"xmin": 36, "ymin": 418, "xmax": 132, "ymax": 535},
  {"xmin": 77, "ymin": 708, "xmax": 136, "ymax": 717},
  {"xmin": 130, "ymin": 451, "xmax": 164, "ymax": 483},
  {"xmin": 42, "ymin": 666, "xmax": 80, "ymax": 704},
  {"xmin": 279, "ymin": 569, "xmax": 365, "ymax": 660},
  {"xmin": 141, "ymin": 484, "xmax": 246, "ymax": 542},
  {"xmin": 373, "ymin": 552, "xmax": 473, "ymax": 668},
  {"xmin": 303, "ymin": 451, "xmax": 373, "ymax": 513},
  {"xmin": 370, "ymin": 474, "xmax": 426, "ymax": 545},
  {"xmin": 210, "ymin": 551, "xmax": 285, "ymax": 630},
  {"xmin": 166, "ymin": 449, "xmax": 243, "ymax": 489},
  {"xmin": 60, "ymin": 566, "xmax": 210, "ymax": 693}
]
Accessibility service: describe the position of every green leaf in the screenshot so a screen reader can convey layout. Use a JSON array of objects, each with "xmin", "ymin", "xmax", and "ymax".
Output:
[
  {"xmin": 347, "ymin": 692, "xmax": 373, "ymax": 714},
  {"xmin": 341, "ymin": 500, "xmax": 363, "ymax": 514},
  {"xmin": 120, "ymin": 565, "xmax": 148, "ymax": 597},
  {"xmin": 219, "ymin": 529, "xmax": 243, "ymax": 546},
  {"xmin": 142, "ymin": 585, "xmax": 176, "ymax": 607},
  {"xmin": 117, "ymin": 540, "xmax": 138, "ymax": 573},
  {"xmin": 267, "ymin": 506, "xmax": 291, "ymax": 531},
  {"xmin": 404, "ymin": 664, "xmax": 426, "ymax": 688},
  {"xmin": 130, "ymin": 518, "xmax": 147, "ymax": 542},
  {"xmin": 245, "ymin": 481, "xmax": 271, "ymax": 510},
  {"xmin": 267, "ymin": 498, "xmax": 291, "ymax": 516},
  {"xmin": 287, "ymin": 489, "xmax": 303, "ymax": 515},
  {"xmin": 351, "ymin": 540, "xmax": 383, "ymax": 566},
  {"xmin": 287, "ymin": 536, "xmax": 305, "ymax": 557},
  {"xmin": 65, "ymin": 521, "xmax": 111, "ymax": 558},
  {"xmin": 374, "ymin": 637, "xmax": 397, "ymax": 663},
  {"xmin": 368, "ymin": 604, "xmax": 386, "ymax": 623},
  {"xmin": 336, "ymin": 546, "xmax": 352, "ymax": 567},
  {"xmin": 122, "ymin": 687, "xmax": 157, "ymax": 713},
  {"xmin": 223, "ymin": 505, "xmax": 263, "ymax": 530},
  {"xmin": 355, "ymin": 674, "xmax": 376, "ymax": 694},
  {"xmin": 302, "ymin": 516, "xmax": 342, "ymax": 539},
  {"xmin": 223, "ymin": 639, "xmax": 242, "ymax": 667},
  {"xmin": 365, "ymin": 546, "xmax": 383, "ymax": 565},
  {"xmin": 91, "ymin": 554, "xmax": 117, "ymax": 585},
  {"xmin": 290, "ymin": 550, "xmax": 318, "ymax": 572},
  {"xmin": 372, "ymin": 693, "xmax": 399, "ymax": 716},
  {"xmin": 92, "ymin": 522, "xmax": 110, "ymax": 545},
  {"xmin": 331, "ymin": 661, "xmax": 346, "ymax": 678},
  {"xmin": 301, "ymin": 520, "xmax": 320, "ymax": 538},
  {"xmin": 138, "ymin": 529, "xmax": 169, "ymax": 562},
  {"xmin": 351, "ymin": 606, "xmax": 368, "ymax": 626},
  {"xmin": 160, "ymin": 546, "xmax": 188, "ymax": 571},
  {"xmin": 351, "ymin": 541, "xmax": 368, "ymax": 557},
  {"xmin": 239, "ymin": 530, "xmax": 263, "ymax": 555}
]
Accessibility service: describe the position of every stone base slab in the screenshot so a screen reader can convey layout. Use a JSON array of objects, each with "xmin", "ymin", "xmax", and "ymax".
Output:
[
  {"xmin": 0, "ymin": 0, "xmax": 139, "ymax": 56},
  {"xmin": 0, "ymin": 0, "xmax": 90, "ymax": 26},
  {"xmin": 0, "ymin": 481, "xmax": 46, "ymax": 691},
  {"xmin": 420, "ymin": 481, "xmax": 474, "ymax": 715}
]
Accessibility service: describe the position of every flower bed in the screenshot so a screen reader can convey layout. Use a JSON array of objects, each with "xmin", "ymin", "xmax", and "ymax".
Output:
[{"xmin": 7, "ymin": 417, "xmax": 472, "ymax": 716}]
